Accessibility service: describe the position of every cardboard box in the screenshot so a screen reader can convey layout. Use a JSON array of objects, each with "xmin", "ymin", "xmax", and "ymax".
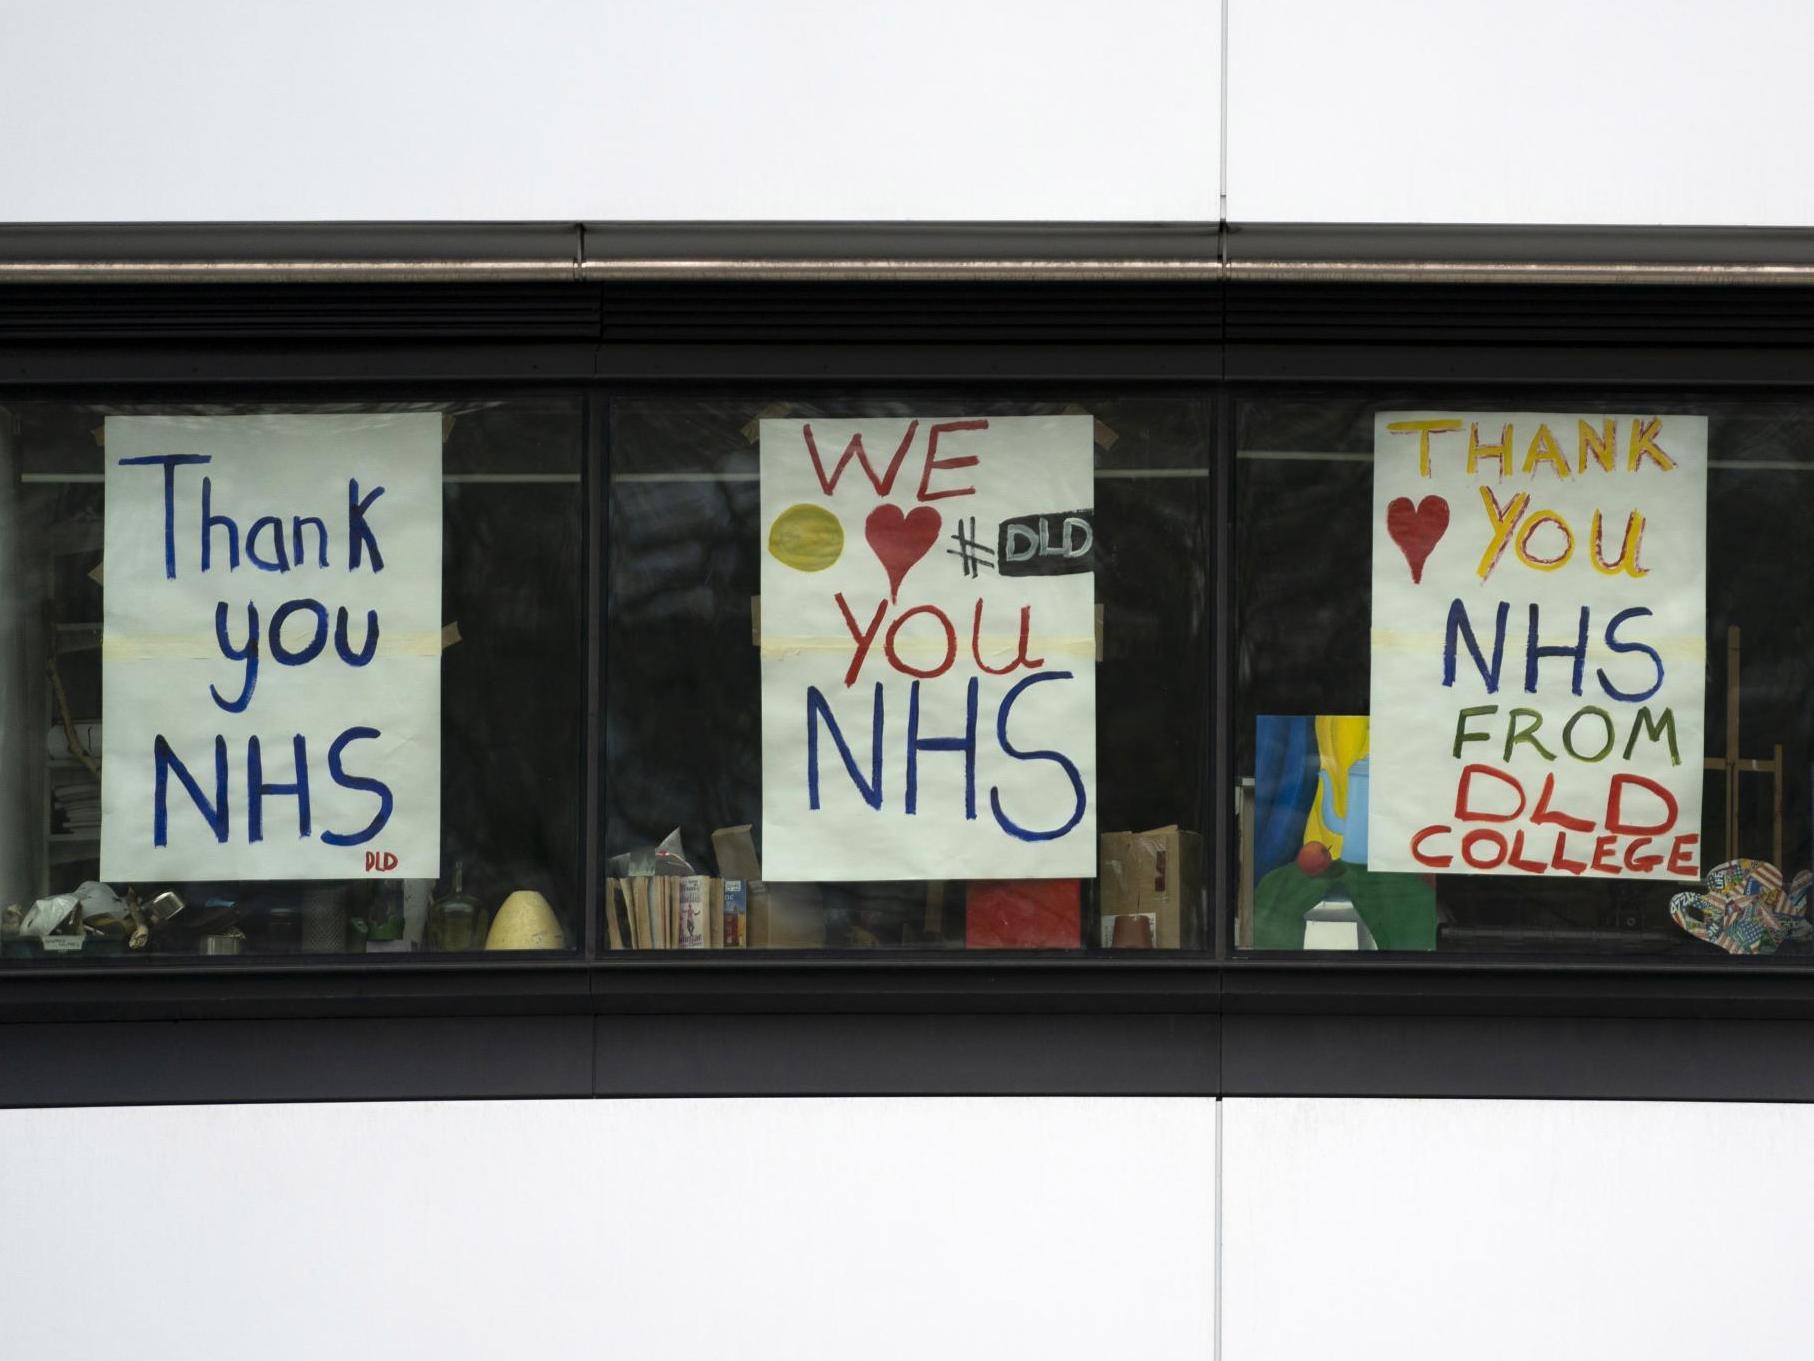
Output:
[
  {"xmin": 749, "ymin": 883, "xmax": 827, "ymax": 948},
  {"xmin": 1099, "ymin": 831, "xmax": 1137, "ymax": 918},
  {"xmin": 1099, "ymin": 825, "xmax": 1202, "ymax": 950},
  {"xmin": 713, "ymin": 823, "xmax": 827, "ymax": 948}
]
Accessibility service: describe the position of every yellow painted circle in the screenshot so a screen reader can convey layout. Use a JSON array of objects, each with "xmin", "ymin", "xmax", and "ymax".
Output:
[{"xmin": 768, "ymin": 503, "xmax": 844, "ymax": 572}]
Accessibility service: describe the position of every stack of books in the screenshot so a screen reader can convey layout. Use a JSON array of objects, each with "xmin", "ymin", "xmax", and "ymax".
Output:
[
  {"xmin": 51, "ymin": 771, "xmax": 101, "ymax": 837},
  {"xmin": 604, "ymin": 876, "xmax": 749, "ymax": 950}
]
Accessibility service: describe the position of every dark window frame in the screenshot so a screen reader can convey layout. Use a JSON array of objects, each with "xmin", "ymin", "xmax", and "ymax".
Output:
[{"xmin": 7, "ymin": 222, "xmax": 1814, "ymax": 1105}]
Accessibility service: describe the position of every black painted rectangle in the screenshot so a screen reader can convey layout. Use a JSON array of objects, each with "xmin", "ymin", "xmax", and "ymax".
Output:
[{"xmin": 996, "ymin": 509, "xmax": 1094, "ymax": 577}]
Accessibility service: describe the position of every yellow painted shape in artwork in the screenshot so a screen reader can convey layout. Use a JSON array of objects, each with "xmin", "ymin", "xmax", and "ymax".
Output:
[
  {"xmin": 767, "ymin": 503, "xmax": 844, "ymax": 572},
  {"xmin": 1302, "ymin": 714, "xmax": 1370, "ymax": 860}
]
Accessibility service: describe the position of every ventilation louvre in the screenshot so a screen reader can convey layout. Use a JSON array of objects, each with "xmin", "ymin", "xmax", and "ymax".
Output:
[
  {"xmin": 1226, "ymin": 283, "xmax": 1814, "ymax": 347},
  {"xmin": 0, "ymin": 284, "xmax": 601, "ymax": 342}
]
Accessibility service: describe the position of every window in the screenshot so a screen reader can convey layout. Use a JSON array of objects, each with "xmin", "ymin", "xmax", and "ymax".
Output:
[
  {"xmin": 604, "ymin": 394, "xmax": 1213, "ymax": 951},
  {"xmin": 0, "ymin": 397, "xmax": 584, "ymax": 961},
  {"xmin": 1235, "ymin": 390, "xmax": 1814, "ymax": 961}
]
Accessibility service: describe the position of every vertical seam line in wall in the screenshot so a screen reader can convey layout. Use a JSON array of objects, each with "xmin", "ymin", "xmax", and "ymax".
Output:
[
  {"xmin": 1214, "ymin": 1096, "xmax": 1224, "ymax": 1361},
  {"xmin": 1218, "ymin": 0, "xmax": 1230, "ymax": 222}
]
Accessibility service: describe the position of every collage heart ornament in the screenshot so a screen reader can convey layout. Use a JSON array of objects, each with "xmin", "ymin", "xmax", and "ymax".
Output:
[{"xmin": 865, "ymin": 503, "xmax": 942, "ymax": 600}]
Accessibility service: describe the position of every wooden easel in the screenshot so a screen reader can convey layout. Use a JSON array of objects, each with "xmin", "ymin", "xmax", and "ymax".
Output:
[{"xmin": 1702, "ymin": 626, "xmax": 1783, "ymax": 867}]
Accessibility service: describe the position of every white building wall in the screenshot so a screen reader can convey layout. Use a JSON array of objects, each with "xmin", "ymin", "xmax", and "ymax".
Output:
[
  {"xmin": 1222, "ymin": 1098, "xmax": 1814, "ymax": 1360},
  {"xmin": 5, "ymin": 0, "xmax": 1811, "ymax": 225},
  {"xmin": 0, "ymin": 0, "xmax": 1219, "ymax": 222},
  {"xmin": 1227, "ymin": 0, "xmax": 1814, "ymax": 226},
  {"xmin": 0, "ymin": 1097, "xmax": 1216, "ymax": 1361},
  {"xmin": 3, "ymin": 3, "xmax": 1812, "ymax": 1358}
]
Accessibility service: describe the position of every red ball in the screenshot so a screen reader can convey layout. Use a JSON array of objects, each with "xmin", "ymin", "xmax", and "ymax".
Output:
[{"xmin": 1297, "ymin": 841, "xmax": 1333, "ymax": 876}]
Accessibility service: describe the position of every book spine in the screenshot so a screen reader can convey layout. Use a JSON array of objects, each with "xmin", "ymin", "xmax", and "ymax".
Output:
[
  {"xmin": 631, "ymin": 877, "xmax": 649, "ymax": 950},
  {"xmin": 679, "ymin": 876, "xmax": 708, "ymax": 948},
  {"xmin": 724, "ymin": 879, "xmax": 748, "ymax": 948}
]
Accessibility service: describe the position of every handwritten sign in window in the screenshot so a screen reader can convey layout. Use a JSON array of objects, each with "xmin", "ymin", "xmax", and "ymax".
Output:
[
  {"xmin": 101, "ymin": 414, "xmax": 442, "ymax": 880},
  {"xmin": 759, "ymin": 416, "xmax": 1097, "ymax": 881},
  {"xmin": 1368, "ymin": 412, "xmax": 1707, "ymax": 879}
]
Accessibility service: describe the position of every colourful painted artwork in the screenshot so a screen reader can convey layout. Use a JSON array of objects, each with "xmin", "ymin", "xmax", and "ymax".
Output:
[{"xmin": 1253, "ymin": 714, "xmax": 1436, "ymax": 951}]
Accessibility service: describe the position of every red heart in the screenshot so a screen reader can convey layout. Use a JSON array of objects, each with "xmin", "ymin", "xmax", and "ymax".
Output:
[
  {"xmin": 865, "ymin": 503, "xmax": 942, "ymax": 601},
  {"xmin": 1386, "ymin": 495, "xmax": 1449, "ymax": 584}
]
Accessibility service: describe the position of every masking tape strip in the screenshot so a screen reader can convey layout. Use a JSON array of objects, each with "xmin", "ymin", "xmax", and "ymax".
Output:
[
  {"xmin": 759, "ymin": 635, "xmax": 1096, "ymax": 660},
  {"xmin": 103, "ymin": 630, "xmax": 447, "ymax": 660},
  {"xmin": 753, "ymin": 595, "xmax": 1103, "ymax": 660}
]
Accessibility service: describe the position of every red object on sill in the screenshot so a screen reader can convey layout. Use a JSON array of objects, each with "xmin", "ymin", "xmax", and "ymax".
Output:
[{"xmin": 964, "ymin": 879, "xmax": 1081, "ymax": 949}]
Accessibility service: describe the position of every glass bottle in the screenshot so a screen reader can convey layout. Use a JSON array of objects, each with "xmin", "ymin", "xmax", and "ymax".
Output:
[{"xmin": 425, "ymin": 861, "xmax": 489, "ymax": 951}]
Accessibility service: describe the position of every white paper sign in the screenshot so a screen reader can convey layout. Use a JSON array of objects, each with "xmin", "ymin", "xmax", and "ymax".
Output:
[
  {"xmin": 1368, "ymin": 412, "xmax": 1707, "ymax": 879},
  {"xmin": 759, "ymin": 415, "xmax": 1097, "ymax": 881},
  {"xmin": 101, "ymin": 413, "xmax": 442, "ymax": 880}
]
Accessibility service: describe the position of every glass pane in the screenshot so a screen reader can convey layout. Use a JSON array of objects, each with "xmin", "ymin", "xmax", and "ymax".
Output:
[
  {"xmin": 1235, "ymin": 390, "xmax": 1814, "ymax": 960},
  {"xmin": 0, "ymin": 397, "xmax": 584, "ymax": 962},
  {"xmin": 605, "ymin": 394, "xmax": 1211, "ymax": 952}
]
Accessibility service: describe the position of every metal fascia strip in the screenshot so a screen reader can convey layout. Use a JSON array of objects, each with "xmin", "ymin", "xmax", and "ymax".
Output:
[
  {"xmin": 1226, "ymin": 258, "xmax": 1814, "ymax": 286},
  {"xmin": 576, "ymin": 257, "xmax": 1223, "ymax": 282},
  {"xmin": 2, "ymin": 256, "xmax": 1814, "ymax": 286},
  {"xmin": 0, "ymin": 258, "xmax": 583, "ymax": 284},
  {"xmin": 0, "ymin": 257, "xmax": 1222, "ymax": 285}
]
